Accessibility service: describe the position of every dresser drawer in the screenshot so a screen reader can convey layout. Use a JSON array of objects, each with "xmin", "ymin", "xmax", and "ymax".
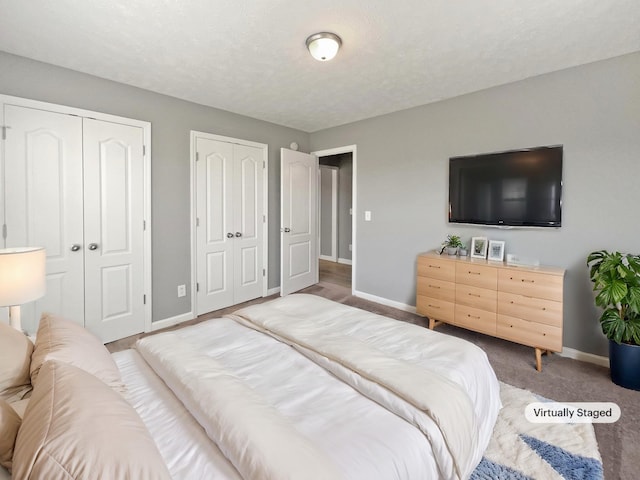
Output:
[
  {"xmin": 416, "ymin": 295, "xmax": 454, "ymax": 323},
  {"xmin": 497, "ymin": 314, "xmax": 562, "ymax": 351},
  {"xmin": 498, "ymin": 269, "xmax": 563, "ymax": 302},
  {"xmin": 417, "ymin": 256, "xmax": 456, "ymax": 282},
  {"xmin": 498, "ymin": 291, "xmax": 562, "ymax": 327},
  {"xmin": 455, "ymin": 304, "xmax": 496, "ymax": 336},
  {"xmin": 417, "ymin": 276, "xmax": 455, "ymax": 303},
  {"xmin": 456, "ymin": 284, "xmax": 497, "ymax": 312},
  {"xmin": 455, "ymin": 263, "xmax": 498, "ymax": 290}
]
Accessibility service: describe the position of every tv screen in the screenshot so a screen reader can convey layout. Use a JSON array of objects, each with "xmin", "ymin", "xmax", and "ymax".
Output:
[{"xmin": 449, "ymin": 146, "xmax": 563, "ymax": 227}]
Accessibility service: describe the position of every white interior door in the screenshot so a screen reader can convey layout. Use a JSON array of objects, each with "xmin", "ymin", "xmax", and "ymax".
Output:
[
  {"xmin": 3, "ymin": 104, "xmax": 85, "ymax": 333},
  {"xmin": 232, "ymin": 144, "xmax": 264, "ymax": 304},
  {"xmin": 280, "ymin": 148, "xmax": 318, "ymax": 296},
  {"xmin": 82, "ymin": 118, "xmax": 146, "ymax": 342},
  {"xmin": 195, "ymin": 138, "xmax": 234, "ymax": 314}
]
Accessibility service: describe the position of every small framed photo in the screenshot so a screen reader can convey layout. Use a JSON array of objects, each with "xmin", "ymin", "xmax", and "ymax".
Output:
[
  {"xmin": 470, "ymin": 237, "xmax": 488, "ymax": 259},
  {"xmin": 488, "ymin": 240, "xmax": 506, "ymax": 262}
]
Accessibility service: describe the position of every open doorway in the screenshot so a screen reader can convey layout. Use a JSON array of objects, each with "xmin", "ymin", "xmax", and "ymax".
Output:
[{"xmin": 317, "ymin": 151, "xmax": 353, "ymax": 289}]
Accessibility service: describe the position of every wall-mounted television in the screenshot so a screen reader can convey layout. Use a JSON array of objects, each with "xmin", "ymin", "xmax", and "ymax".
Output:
[{"xmin": 449, "ymin": 145, "xmax": 563, "ymax": 227}]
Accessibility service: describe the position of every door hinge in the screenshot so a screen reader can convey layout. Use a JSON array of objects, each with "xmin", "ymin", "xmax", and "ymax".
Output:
[
  {"xmin": 143, "ymin": 220, "xmax": 146, "ymax": 230},
  {"xmin": 142, "ymin": 145, "xmax": 146, "ymax": 156},
  {"xmin": 196, "ymin": 282, "xmax": 200, "ymax": 292},
  {"xmin": 143, "ymin": 294, "xmax": 147, "ymax": 305},
  {"xmin": 196, "ymin": 217, "xmax": 200, "ymax": 227},
  {"xmin": 2, "ymin": 224, "xmax": 6, "ymax": 240},
  {"xmin": 263, "ymin": 160, "xmax": 266, "ymax": 169},
  {"xmin": 1, "ymin": 126, "xmax": 8, "ymax": 140},
  {"xmin": 263, "ymin": 269, "xmax": 266, "ymax": 277},
  {"xmin": 196, "ymin": 152, "xmax": 200, "ymax": 162},
  {"xmin": 263, "ymin": 215, "xmax": 266, "ymax": 223}
]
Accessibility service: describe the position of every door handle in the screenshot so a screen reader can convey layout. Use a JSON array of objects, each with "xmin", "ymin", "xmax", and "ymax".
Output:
[
  {"xmin": 227, "ymin": 233, "xmax": 234, "ymax": 238},
  {"xmin": 284, "ymin": 227, "xmax": 291, "ymax": 233},
  {"xmin": 88, "ymin": 243, "xmax": 99, "ymax": 251},
  {"xmin": 70, "ymin": 244, "xmax": 81, "ymax": 252},
  {"xmin": 235, "ymin": 232, "xmax": 242, "ymax": 238}
]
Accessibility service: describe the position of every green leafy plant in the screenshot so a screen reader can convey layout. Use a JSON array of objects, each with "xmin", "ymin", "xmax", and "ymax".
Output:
[
  {"xmin": 439, "ymin": 234, "xmax": 464, "ymax": 254},
  {"xmin": 587, "ymin": 250, "xmax": 640, "ymax": 345}
]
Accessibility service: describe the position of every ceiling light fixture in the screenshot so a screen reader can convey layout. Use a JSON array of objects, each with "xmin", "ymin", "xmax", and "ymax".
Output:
[{"xmin": 306, "ymin": 32, "xmax": 342, "ymax": 61}]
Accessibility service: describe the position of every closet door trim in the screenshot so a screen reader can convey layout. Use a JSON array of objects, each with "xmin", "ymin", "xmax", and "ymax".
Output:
[{"xmin": 0, "ymin": 94, "xmax": 152, "ymax": 334}]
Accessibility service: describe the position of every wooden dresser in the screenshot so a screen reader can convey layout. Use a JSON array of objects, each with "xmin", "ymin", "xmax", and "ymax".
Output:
[{"xmin": 416, "ymin": 251, "xmax": 565, "ymax": 371}]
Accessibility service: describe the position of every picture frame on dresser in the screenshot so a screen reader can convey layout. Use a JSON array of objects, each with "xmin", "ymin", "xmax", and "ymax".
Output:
[
  {"xmin": 488, "ymin": 240, "xmax": 505, "ymax": 262},
  {"xmin": 471, "ymin": 237, "xmax": 488, "ymax": 259}
]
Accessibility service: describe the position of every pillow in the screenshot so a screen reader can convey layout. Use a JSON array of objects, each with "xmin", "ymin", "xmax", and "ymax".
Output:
[
  {"xmin": 30, "ymin": 313, "xmax": 126, "ymax": 394},
  {"xmin": 0, "ymin": 398, "xmax": 21, "ymax": 471},
  {"xmin": 13, "ymin": 361, "xmax": 171, "ymax": 480},
  {"xmin": 0, "ymin": 322, "xmax": 33, "ymax": 402}
]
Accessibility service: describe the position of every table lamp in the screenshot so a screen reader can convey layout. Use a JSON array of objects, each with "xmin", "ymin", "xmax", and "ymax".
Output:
[{"xmin": 0, "ymin": 247, "xmax": 46, "ymax": 332}]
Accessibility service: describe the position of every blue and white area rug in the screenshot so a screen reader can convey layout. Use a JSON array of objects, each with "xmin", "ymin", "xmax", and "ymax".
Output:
[{"xmin": 471, "ymin": 383, "xmax": 603, "ymax": 480}]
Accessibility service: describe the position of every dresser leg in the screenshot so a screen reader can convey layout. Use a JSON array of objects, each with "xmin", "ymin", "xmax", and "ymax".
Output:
[{"xmin": 535, "ymin": 348, "xmax": 550, "ymax": 372}]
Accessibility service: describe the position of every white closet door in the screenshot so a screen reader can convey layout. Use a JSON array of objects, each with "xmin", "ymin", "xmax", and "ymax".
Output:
[
  {"xmin": 196, "ymin": 138, "xmax": 234, "ymax": 314},
  {"xmin": 280, "ymin": 148, "xmax": 318, "ymax": 296},
  {"xmin": 232, "ymin": 144, "xmax": 264, "ymax": 304},
  {"xmin": 3, "ymin": 105, "xmax": 84, "ymax": 332},
  {"xmin": 82, "ymin": 118, "xmax": 145, "ymax": 342}
]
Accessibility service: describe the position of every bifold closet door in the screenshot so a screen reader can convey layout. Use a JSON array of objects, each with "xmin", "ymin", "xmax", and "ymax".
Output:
[
  {"xmin": 195, "ymin": 137, "xmax": 263, "ymax": 315},
  {"xmin": 82, "ymin": 118, "xmax": 145, "ymax": 343},
  {"xmin": 4, "ymin": 105, "xmax": 85, "ymax": 333},
  {"xmin": 3, "ymin": 105, "xmax": 146, "ymax": 341}
]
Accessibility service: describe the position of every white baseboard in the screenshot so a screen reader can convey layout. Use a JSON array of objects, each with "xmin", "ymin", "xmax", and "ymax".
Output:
[
  {"xmin": 319, "ymin": 255, "xmax": 337, "ymax": 262},
  {"xmin": 557, "ymin": 346, "xmax": 609, "ymax": 368},
  {"xmin": 353, "ymin": 290, "xmax": 416, "ymax": 313},
  {"xmin": 267, "ymin": 287, "xmax": 281, "ymax": 296},
  {"xmin": 338, "ymin": 258, "xmax": 352, "ymax": 265},
  {"xmin": 150, "ymin": 312, "xmax": 194, "ymax": 332}
]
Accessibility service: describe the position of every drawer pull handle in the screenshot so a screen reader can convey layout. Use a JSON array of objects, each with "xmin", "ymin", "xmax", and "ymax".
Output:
[
  {"xmin": 521, "ymin": 279, "xmax": 535, "ymax": 283},
  {"xmin": 510, "ymin": 301, "xmax": 515, "ymax": 304},
  {"xmin": 543, "ymin": 333, "xmax": 546, "ymax": 336},
  {"xmin": 468, "ymin": 293, "xmax": 480, "ymax": 297},
  {"xmin": 468, "ymin": 271, "xmax": 481, "ymax": 275},
  {"xmin": 428, "ymin": 304, "xmax": 440, "ymax": 309},
  {"xmin": 428, "ymin": 285, "xmax": 440, "ymax": 289},
  {"xmin": 542, "ymin": 307, "xmax": 546, "ymax": 311},
  {"xmin": 510, "ymin": 325, "xmax": 513, "ymax": 328},
  {"xmin": 428, "ymin": 265, "xmax": 441, "ymax": 269},
  {"xmin": 467, "ymin": 314, "xmax": 481, "ymax": 319}
]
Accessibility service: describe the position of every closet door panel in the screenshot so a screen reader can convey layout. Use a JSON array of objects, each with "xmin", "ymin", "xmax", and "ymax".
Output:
[
  {"xmin": 83, "ymin": 118, "xmax": 145, "ymax": 342},
  {"xmin": 233, "ymin": 144, "xmax": 263, "ymax": 303},
  {"xmin": 3, "ymin": 105, "xmax": 84, "ymax": 332},
  {"xmin": 196, "ymin": 138, "xmax": 234, "ymax": 314}
]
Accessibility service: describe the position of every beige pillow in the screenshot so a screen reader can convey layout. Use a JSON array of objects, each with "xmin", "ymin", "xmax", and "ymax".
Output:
[
  {"xmin": 13, "ymin": 361, "xmax": 171, "ymax": 480},
  {"xmin": 0, "ymin": 398, "xmax": 21, "ymax": 471},
  {"xmin": 0, "ymin": 322, "xmax": 33, "ymax": 402},
  {"xmin": 30, "ymin": 313, "xmax": 126, "ymax": 393}
]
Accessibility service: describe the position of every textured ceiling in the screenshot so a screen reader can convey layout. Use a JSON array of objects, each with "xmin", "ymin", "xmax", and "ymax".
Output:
[{"xmin": 1, "ymin": 1, "xmax": 639, "ymax": 132}]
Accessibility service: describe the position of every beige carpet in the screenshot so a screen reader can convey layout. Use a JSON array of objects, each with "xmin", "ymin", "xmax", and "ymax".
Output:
[{"xmin": 107, "ymin": 280, "xmax": 639, "ymax": 479}]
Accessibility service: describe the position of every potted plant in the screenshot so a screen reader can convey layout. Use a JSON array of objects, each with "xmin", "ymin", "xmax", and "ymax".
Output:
[
  {"xmin": 440, "ymin": 235, "xmax": 463, "ymax": 256},
  {"xmin": 459, "ymin": 244, "xmax": 468, "ymax": 257},
  {"xmin": 587, "ymin": 250, "xmax": 640, "ymax": 390}
]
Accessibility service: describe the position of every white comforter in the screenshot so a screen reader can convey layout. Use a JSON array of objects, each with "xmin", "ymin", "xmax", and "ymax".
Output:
[{"xmin": 136, "ymin": 294, "xmax": 501, "ymax": 480}]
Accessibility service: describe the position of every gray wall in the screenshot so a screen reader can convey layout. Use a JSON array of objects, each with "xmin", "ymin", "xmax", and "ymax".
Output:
[
  {"xmin": 319, "ymin": 166, "xmax": 335, "ymax": 257},
  {"xmin": 320, "ymin": 153, "xmax": 353, "ymax": 261},
  {"xmin": 310, "ymin": 52, "xmax": 640, "ymax": 357},
  {"xmin": 0, "ymin": 51, "xmax": 310, "ymax": 322}
]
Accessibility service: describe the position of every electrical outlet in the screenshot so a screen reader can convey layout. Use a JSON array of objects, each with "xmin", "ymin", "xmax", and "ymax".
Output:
[
  {"xmin": 177, "ymin": 284, "xmax": 186, "ymax": 297},
  {"xmin": 365, "ymin": 211, "xmax": 372, "ymax": 221}
]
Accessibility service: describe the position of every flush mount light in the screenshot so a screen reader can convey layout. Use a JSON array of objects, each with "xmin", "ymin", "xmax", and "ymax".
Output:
[{"xmin": 306, "ymin": 32, "xmax": 342, "ymax": 61}]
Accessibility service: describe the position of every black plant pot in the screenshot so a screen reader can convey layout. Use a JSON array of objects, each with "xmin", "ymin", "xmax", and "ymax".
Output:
[{"xmin": 609, "ymin": 339, "xmax": 640, "ymax": 391}]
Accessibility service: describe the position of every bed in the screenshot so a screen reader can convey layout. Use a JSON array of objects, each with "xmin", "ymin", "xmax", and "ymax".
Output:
[{"xmin": 1, "ymin": 294, "xmax": 501, "ymax": 480}]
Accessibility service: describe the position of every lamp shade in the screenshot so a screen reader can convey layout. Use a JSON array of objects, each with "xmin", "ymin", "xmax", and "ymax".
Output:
[
  {"xmin": 306, "ymin": 32, "xmax": 342, "ymax": 61},
  {"xmin": 0, "ymin": 247, "xmax": 46, "ymax": 306}
]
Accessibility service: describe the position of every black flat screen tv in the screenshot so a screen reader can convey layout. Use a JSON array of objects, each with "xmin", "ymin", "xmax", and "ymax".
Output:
[{"xmin": 449, "ymin": 145, "xmax": 563, "ymax": 227}]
